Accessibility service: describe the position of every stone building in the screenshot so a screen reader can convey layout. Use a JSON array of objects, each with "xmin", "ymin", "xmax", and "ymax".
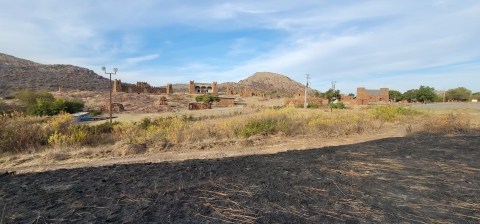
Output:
[
  {"xmin": 356, "ymin": 87, "xmax": 389, "ymax": 105},
  {"xmin": 188, "ymin": 102, "xmax": 211, "ymax": 110},
  {"xmin": 225, "ymin": 86, "xmax": 264, "ymax": 97},
  {"xmin": 113, "ymin": 79, "xmax": 172, "ymax": 94},
  {"xmin": 101, "ymin": 103, "xmax": 125, "ymax": 112},
  {"xmin": 212, "ymin": 97, "xmax": 235, "ymax": 106},
  {"xmin": 189, "ymin": 80, "xmax": 218, "ymax": 94}
]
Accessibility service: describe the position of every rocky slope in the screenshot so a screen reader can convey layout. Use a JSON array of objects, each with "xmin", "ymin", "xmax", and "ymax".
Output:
[{"xmin": 0, "ymin": 53, "xmax": 110, "ymax": 95}]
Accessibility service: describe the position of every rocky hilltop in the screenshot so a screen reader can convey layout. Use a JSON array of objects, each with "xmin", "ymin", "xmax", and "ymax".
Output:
[
  {"xmin": 0, "ymin": 53, "xmax": 110, "ymax": 95},
  {"xmin": 237, "ymin": 72, "xmax": 312, "ymax": 95}
]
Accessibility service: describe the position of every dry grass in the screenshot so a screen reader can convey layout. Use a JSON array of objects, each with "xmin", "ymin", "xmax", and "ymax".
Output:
[{"xmin": 1, "ymin": 105, "xmax": 479, "ymax": 170}]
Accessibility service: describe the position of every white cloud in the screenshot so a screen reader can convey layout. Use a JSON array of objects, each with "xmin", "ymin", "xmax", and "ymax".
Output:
[
  {"xmin": 0, "ymin": 0, "xmax": 479, "ymax": 94},
  {"xmin": 125, "ymin": 54, "xmax": 159, "ymax": 65}
]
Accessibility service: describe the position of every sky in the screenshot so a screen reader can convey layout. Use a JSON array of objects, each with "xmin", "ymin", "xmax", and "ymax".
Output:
[{"xmin": 1, "ymin": 0, "xmax": 479, "ymax": 94}]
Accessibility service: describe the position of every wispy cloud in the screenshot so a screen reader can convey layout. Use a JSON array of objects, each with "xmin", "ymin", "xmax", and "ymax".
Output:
[
  {"xmin": 125, "ymin": 54, "xmax": 159, "ymax": 65},
  {"xmin": 0, "ymin": 0, "xmax": 479, "ymax": 93}
]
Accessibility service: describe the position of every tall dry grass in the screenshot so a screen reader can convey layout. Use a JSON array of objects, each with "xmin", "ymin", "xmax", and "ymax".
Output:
[{"xmin": 1, "ymin": 106, "xmax": 477, "ymax": 156}]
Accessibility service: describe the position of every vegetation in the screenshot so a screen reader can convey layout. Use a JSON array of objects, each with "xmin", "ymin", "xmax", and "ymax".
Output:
[
  {"xmin": 389, "ymin": 90, "xmax": 404, "ymax": 102},
  {"xmin": 446, "ymin": 87, "xmax": 472, "ymax": 101},
  {"xmin": 401, "ymin": 86, "xmax": 442, "ymax": 103},
  {"xmin": 329, "ymin": 101, "xmax": 346, "ymax": 109},
  {"xmin": 195, "ymin": 95, "xmax": 220, "ymax": 104},
  {"xmin": 0, "ymin": 105, "xmax": 477, "ymax": 156},
  {"xmin": 10, "ymin": 89, "xmax": 84, "ymax": 116},
  {"xmin": 324, "ymin": 89, "xmax": 341, "ymax": 101}
]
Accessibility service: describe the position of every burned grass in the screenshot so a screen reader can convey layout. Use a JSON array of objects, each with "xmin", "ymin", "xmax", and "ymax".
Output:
[{"xmin": 1, "ymin": 134, "xmax": 479, "ymax": 223}]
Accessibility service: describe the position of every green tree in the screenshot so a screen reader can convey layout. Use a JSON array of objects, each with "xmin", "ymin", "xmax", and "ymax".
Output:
[
  {"xmin": 348, "ymin": 93, "xmax": 355, "ymax": 97},
  {"xmin": 195, "ymin": 95, "xmax": 220, "ymax": 104},
  {"xmin": 416, "ymin": 85, "xmax": 437, "ymax": 103},
  {"xmin": 324, "ymin": 89, "xmax": 341, "ymax": 101},
  {"xmin": 403, "ymin": 89, "xmax": 417, "ymax": 102},
  {"xmin": 472, "ymin": 92, "xmax": 480, "ymax": 100},
  {"xmin": 389, "ymin": 90, "xmax": 403, "ymax": 102},
  {"xmin": 446, "ymin": 87, "xmax": 472, "ymax": 101},
  {"xmin": 314, "ymin": 90, "xmax": 321, "ymax": 98},
  {"xmin": 13, "ymin": 89, "xmax": 84, "ymax": 116},
  {"xmin": 64, "ymin": 99, "xmax": 84, "ymax": 113}
]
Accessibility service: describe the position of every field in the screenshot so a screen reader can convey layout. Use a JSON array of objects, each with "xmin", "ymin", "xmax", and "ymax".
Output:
[{"xmin": 1, "ymin": 93, "xmax": 480, "ymax": 223}]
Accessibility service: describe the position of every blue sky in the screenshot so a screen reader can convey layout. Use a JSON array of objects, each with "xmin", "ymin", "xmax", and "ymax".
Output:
[{"xmin": 1, "ymin": 0, "xmax": 479, "ymax": 94}]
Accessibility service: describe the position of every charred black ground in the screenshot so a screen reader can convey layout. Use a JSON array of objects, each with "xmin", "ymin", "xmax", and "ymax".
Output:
[{"xmin": 1, "ymin": 134, "xmax": 479, "ymax": 223}]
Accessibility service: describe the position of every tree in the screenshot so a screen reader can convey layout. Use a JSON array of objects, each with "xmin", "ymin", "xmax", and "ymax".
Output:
[
  {"xmin": 389, "ymin": 90, "xmax": 403, "ymax": 102},
  {"xmin": 348, "ymin": 93, "xmax": 355, "ymax": 97},
  {"xmin": 472, "ymin": 92, "xmax": 480, "ymax": 100},
  {"xmin": 445, "ymin": 87, "xmax": 472, "ymax": 101},
  {"xmin": 403, "ymin": 89, "xmax": 417, "ymax": 102},
  {"xmin": 416, "ymin": 85, "xmax": 437, "ymax": 103},
  {"xmin": 14, "ymin": 89, "xmax": 84, "ymax": 116},
  {"xmin": 314, "ymin": 90, "xmax": 321, "ymax": 98},
  {"xmin": 195, "ymin": 95, "xmax": 220, "ymax": 105},
  {"xmin": 324, "ymin": 89, "xmax": 341, "ymax": 101}
]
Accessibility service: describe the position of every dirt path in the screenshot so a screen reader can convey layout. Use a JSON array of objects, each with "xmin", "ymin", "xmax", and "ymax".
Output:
[{"xmin": 1, "ymin": 125, "xmax": 408, "ymax": 174}]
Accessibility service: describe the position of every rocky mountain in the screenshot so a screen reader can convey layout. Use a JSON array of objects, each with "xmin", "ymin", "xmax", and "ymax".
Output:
[{"xmin": 0, "ymin": 53, "xmax": 110, "ymax": 95}]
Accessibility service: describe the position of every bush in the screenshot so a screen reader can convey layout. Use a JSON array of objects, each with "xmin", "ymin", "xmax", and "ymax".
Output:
[
  {"xmin": 308, "ymin": 102, "xmax": 318, "ymax": 108},
  {"xmin": 241, "ymin": 119, "xmax": 276, "ymax": 138},
  {"xmin": 330, "ymin": 102, "xmax": 345, "ymax": 109},
  {"xmin": 13, "ymin": 90, "xmax": 84, "ymax": 116},
  {"xmin": 88, "ymin": 110, "xmax": 102, "ymax": 117},
  {"xmin": 195, "ymin": 95, "xmax": 220, "ymax": 104}
]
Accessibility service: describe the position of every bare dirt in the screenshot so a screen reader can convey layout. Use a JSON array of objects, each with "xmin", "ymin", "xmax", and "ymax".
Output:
[{"xmin": 1, "ymin": 133, "xmax": 479, "ymax": 223}]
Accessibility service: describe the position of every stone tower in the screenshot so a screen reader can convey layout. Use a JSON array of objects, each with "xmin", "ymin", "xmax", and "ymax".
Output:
[
  {"xmin": 113, "ymin": 79, "xmax": 122, "ymax": 93},
  {"xmin": 166, "ymin": 84, "xmax": 173, "ymax": 94},
  {"xmin": 212, "ymin": 82, "xmax": 218, "ymax": 94},
  {"xmin": 189, "ymin": 80, "xmax": 195, "ymax": 94}
]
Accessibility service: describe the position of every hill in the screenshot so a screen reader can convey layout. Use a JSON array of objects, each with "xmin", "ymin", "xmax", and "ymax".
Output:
[
  {"xmin": 173, "ymin": 72, "xmax": 316, "ymax": 97},
  {"xmin": 0, "ymin": 53, "xmax": 110, "ymax": 95},
  {"xmin": 237, "ymin": 72, "xmax": 313, "ymax": 96}
]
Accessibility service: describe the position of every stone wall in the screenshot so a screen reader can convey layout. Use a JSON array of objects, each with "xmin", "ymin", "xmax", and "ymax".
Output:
[
  {"xmin": 101, "ymin": 103, "xmax": 125, "ymax": 112},
  {"xmin": 188, "ymin": 102, "xmax": 211, "ymax": 110},
  {"xmin": 212, "ymin": 97, "xmax": 235, "ymax": 106},
  {"xmin": 113, "ymin": 79, "xmax": 172, "ymax": 94},
  {"xmin": 225, "ymin": 86, "xmax": 265, "ymax": 97}
]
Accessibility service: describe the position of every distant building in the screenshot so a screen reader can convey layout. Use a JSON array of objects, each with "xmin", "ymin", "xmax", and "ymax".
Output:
[
  {"xmin": 189, "ymin": 80, "xmax": 218, "ymax": 94},
  {"xmin": 356, "ymin": 88, "xmax": 389, "ymax": 105}
]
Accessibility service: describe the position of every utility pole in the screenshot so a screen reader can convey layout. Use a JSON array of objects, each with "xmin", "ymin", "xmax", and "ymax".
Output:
[
  {"xmin": 102, "ymin": 66, "xmax": 118, "ymax": 123},
  {"xmin": 331, "ymin": 81, "xmax": 336, "ymax": 101},
  {"xmin": 304, "ymin": 74, "xmax": 310, "ymax": 109},
  {"xmin": 443, "ymin": 87, "xmax": 446, "ymax": 103}
]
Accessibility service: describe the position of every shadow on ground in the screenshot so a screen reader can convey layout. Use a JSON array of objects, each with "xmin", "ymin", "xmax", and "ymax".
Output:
[{"xmin": 1, "ymin": 134, "xmax": 479, "ymax": 223}]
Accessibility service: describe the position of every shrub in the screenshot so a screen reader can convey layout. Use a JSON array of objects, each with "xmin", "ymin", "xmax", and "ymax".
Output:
[
  {"xmin": 240, "ymin": 119, "xmax": 276, "ymax": 138},
  {"xmin": 329, "ymin": 102, "xmax": 345, "ymax": 109},
  {"xmin": 195, "ymin": 95, "xmax": 220, "ymax": 104},
  {"xmin": 88, "ymin": 109, "xmax": 102, "ymax": 117},
  {"xmin": 308, "ymin": 102, "xmax": 318, "ymax": 108}
]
